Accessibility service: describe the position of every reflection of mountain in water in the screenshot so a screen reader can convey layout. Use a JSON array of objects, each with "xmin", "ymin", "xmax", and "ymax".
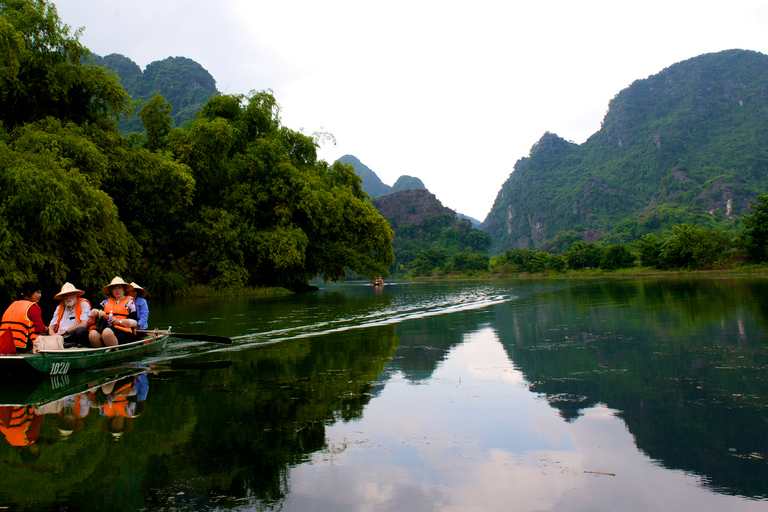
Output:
[{"xmin": 493, "ymin": 278, "xmax": 768, "ymax": 499}]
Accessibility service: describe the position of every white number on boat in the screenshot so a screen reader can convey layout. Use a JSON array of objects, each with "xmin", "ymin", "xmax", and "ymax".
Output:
[{"xmin": 50, "ymin": 362, "xmax": 70, "ymax": 375}]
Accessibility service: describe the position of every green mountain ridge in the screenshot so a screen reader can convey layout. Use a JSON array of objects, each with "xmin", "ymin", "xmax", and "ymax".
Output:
[
  {"xmin": 91, "ymin": 53, "xmax": 219, "ymax": 134},
  {"xmin": 482, "ymin": 49, "xmax": 768, "ymax": 254}
]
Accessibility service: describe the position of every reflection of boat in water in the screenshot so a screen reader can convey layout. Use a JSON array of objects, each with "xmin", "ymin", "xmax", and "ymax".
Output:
[
  {"xmin": 0, "ymin": 329, "xmax": 170, "ymax": 376},
  {"xmin": 0, "ymin": 367, "xmax": 148, "ymax": 408},
  {"xmin": 0, "ymin": 368, "xmax": 151, "ymax": 447}
]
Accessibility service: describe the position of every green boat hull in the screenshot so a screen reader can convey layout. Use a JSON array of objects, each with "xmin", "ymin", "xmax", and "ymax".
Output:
[{"xmin": 0, "ymin": 332, "xmax": 169, "ymax": 376}]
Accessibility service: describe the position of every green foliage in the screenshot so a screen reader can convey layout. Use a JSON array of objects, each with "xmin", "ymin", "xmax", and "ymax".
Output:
[
  {"xmin": 565, "ymin": 242, "xmax": 604, "ymax": 270},
  {"xmin": 484, "ymin": 50, "xmax": 768, "ymax": 254},
  {"xmin": 0, "ymin": 0, "xmax": 395, "ymax": 296},
  {"xmin": 139, "ymin": 93, "xmax": 173, "ymax": 151},
  {"xmin": 658, "ymin": 224, "xmax": 732, "ymax": 269},
  {"xmin": 0, "ymin": 121, "xmax": 139, "ymax": 299},
  {"xmin": 636, "ymin": 233, "xmax": 662, "ymax": 267},
  {"xmin": 489, "ymin": 248, "xmax": 565, "ymax": 274},
  {"xmin": 447, "ymin": 252, "xmax": 489, "ymax": 274},
  {"xmin": 103, "ymin": 55, "xmax": 219, "ymax": 135},
  {"xmin": 0, "ymin": 0, "xmax": 128, "ymax": 128},
  {"xmin": 412, "ymin": 247, "xmax": 449, "ymax": 276},
  {"xmin": 373, "ymin": 189, "xmax": 490, "ymax": 276},
  {"xmin": 740, "ymin": 193, "xmax": 768, "ymax": 262},
  {"xmin": 600, "ymin": 244, "xmax": 636, "ymax": 269}
]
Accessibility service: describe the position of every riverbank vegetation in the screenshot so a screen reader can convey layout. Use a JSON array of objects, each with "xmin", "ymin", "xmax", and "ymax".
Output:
[
  {"xmin": 405, "ymin": 194, "xmax": 768, "ymax": 278},
  {"xmin": 0, "ymin": 0, "xmax": 393, "ymax": 302}
]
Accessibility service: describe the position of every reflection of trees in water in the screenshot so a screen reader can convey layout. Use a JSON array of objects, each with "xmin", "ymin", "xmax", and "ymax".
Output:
[
  {"xmin": 140, "ymin": 325, "xmax": 401, "ymax": 509},
  {"xmin": 494, "ymin": 277, "xmax": 768, "ymax": 498}
]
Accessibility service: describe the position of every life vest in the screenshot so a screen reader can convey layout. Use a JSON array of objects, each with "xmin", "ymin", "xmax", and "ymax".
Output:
[
  {"xmin": 53, "ymin": 297, "xmax": 93, "ymax": 333},
  {"xmin": 0, "ymin": 300, "xmax": 40, "ymax": 351},
  {"xmin": 0, "ymin": 406, "xmax": 42, "ymax": 446},
  {"xmin": 104, "ymin": 297, "xmax": 136, "ymax": 334},
  {"xmin": 102, "ymin": 379, "xmax": 135, "ymax": 418}
]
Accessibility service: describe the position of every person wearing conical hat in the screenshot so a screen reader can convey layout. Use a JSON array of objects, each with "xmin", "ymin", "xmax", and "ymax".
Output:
[
  {"xmin": 88, "ymin": 277, "xmax": 138, "ymax": 348},
  {"xmin": 128, "ymin": 282, "xmax": 149, "ymax": 330},
  {"xmin": 48, "ymin": 282, "xmax": 92, "ymax": 348}
]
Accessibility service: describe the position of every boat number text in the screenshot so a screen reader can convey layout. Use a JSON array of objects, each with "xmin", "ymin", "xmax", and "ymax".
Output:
[{"xmin": 50, "ymin": 362, "xmax": 70, "ymax": 375}]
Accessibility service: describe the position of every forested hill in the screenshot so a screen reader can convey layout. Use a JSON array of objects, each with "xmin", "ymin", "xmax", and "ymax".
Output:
[
  {"xmin": 372, "ymin": 190, "xmax": 490, "ymax": 275},
  {"xmin": 91, "ymin": 54, "xmax": 218, "ymax": 134},
  {"xmin": 337, "ymin": 155, "xmax": 425, "ymax": 197},
  {"xmin": 483, "ymin": 49, "xmax": 768, "ymax": 254}
]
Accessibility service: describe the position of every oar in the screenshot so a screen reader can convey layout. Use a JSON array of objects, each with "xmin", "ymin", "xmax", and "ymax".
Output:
[{"xmin": 137, "ymin": 330, "xmax": 232, "ymax": 344}]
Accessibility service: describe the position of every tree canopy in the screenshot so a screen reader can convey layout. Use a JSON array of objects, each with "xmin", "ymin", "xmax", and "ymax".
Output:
[{"xmin": 0, "ymin": 0, "xmax": 393, "ymax": 300}]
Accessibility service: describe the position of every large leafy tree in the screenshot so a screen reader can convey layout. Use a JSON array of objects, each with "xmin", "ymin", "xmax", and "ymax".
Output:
[
  {"xmin": 741, "ymin": 194, "xmax": 768, "ymax": 262},
  {"xmin": 0, "ymin": 0, "xmax": 128, "ymax": 128},
  {"xmin": 169, "ymin": 91, "xmax": 394, "ymax": 290}
]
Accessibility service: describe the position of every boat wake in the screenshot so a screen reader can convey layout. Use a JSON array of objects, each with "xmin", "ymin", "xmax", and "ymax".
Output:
[{"xmin": 227, "ymin": 287, "xmax": 512, "ymax": 348}]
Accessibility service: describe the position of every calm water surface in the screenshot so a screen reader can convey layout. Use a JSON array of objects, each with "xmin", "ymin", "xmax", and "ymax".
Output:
[{"xmin": 1, "ymin": 277, "xmax": 768, "ymax": 511}]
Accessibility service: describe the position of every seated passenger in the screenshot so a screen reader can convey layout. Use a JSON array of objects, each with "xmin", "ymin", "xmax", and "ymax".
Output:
[
  {"xmin": 0, "ymin": 281, "xmax": 46, "ymax": 353},
  {"xmin": 49, "ymin": 282, "xmax": 92, "ymax": 348},
  {"xmin": 128, "ymin": 282, "xmax": 149, "ymax": 330},
  {"xmin": 89, "ymin": 277, "xmax": 138, "ymax": 348}
]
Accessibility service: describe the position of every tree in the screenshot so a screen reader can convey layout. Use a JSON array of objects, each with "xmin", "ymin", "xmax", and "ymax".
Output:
[
  {"xmin": 565, "ymin": 242, "xmax": 604, "ymax": 269},
  {"xmin": 0, "ymin": 0, "xmax": 128, "ymax": 128},
  {"xmin": 658, "ymin": 224, "xmax": 731, "ymax": 269},
  {"xmin": 0, "ymin": 125, "xmax": 139, "ymax": 299},
  {"xmin": 600, "ymin": 245, "xmax": 636, "ymax": 269},
  {"xmin": 139, "ymin": 94, "xmax": 173, "ymax": 151},
  {"xmin": 636, "ymin": 234, "xmax": 662, "ymax": 268},
  {"xmin": 741, "ymin": 194, "xmax": 768, "ymax": 262}
]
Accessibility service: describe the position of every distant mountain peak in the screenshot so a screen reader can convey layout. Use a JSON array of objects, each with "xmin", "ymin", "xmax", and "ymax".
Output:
[{"xmin": 338, "ymin": 155, "xmax": 425, "ymax": 198}]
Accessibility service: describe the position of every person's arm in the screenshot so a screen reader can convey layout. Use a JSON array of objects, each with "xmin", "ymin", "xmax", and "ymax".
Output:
[
  {"xmin": 28, "ymin": 304, "xmax": 46, "ymax": 334},
  {"xmin": 48, "ymin": 307, "xmax": 60, "ymax": 335},
  {"xmin": 137, "ymin": 299, "xmax": 149, "ymax": 329}
]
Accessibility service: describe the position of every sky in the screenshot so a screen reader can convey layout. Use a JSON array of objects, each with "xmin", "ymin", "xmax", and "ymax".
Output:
[{"xmin": 53, "ymin": 0, "xmax": 768, "ymax": 221}]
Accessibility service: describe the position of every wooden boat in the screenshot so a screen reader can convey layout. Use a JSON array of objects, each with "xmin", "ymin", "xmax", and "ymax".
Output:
[{"xmin": 0, "ymin": 329, "xmax": 170, "ymax": 376}]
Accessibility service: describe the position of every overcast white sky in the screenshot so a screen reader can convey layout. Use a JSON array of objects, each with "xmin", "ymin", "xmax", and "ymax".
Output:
[{"xmin": 54, "ymin": 0, "xmax": 768, "ymax": 220}]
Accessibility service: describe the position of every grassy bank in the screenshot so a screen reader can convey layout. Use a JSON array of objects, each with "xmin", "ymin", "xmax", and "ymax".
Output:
[{"xmin": 407, "ymin": 264, "xmax": 768, "ymax": 281}]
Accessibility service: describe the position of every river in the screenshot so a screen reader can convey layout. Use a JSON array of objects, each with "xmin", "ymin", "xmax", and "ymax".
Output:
[{"xmin": 1, "ymin": 277, "xmax": 767, "ymax": 511}]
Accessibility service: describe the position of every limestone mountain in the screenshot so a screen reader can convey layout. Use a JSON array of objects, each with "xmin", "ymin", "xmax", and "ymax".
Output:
[
  {"xmin": 372, "ymin": 189, "xmax": 490, "ymax": 274},
  {"xmin": 92, "ymin": 54, "xmax": 219, "ymax": 134},
  {"xmin": 482, "ymin": 49, "xmax": 768, "ymax": 254},
  {"xmin": 337, "ymin": 155, "xmax": 425, "ymax": 198}
]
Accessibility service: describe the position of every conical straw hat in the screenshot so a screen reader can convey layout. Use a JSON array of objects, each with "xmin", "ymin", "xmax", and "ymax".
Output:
[
  {"xmin": 53, "ymin": 282, "xmax": 85, "ymax": 301},
  {"xmin": 101, "ymin": 277, "xmax": 134, "ymax": 295}
]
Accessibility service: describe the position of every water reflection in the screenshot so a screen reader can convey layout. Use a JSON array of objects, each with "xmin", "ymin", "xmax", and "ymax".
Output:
[
  {"xmin": 0, "ymin": 278, "xmax": 766, "ymax": 511},
  {"xmin": 495, "ymin": 278, "xmax": 768, "ymax": 499}
]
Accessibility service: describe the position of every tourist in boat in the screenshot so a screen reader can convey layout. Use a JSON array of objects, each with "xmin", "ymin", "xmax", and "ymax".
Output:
[
  {"xmin": 0, "ymin": 281, "xmax": 46, "ymax": 353},
  {"xmin": 88, "ymin": 277, "xmax": 139, "ymax": 348},
  {"xmin": 48, "ymin": 282, "xmax": 92, "ymax": 348},
  {"xmin": 128, "ymin": 282, "xmax": 149, "ymax": 330}
]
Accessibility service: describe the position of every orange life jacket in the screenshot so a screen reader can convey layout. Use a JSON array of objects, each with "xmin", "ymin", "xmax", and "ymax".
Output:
[
  {"xmin": 0, "ymin": 406, "xmax": 42, "ymax": 446},
  {"xmin": 0, "ymin": 300, "xmax": 41, "ymax": 351},
  {"xmin": 102, "ymin": 380, "xmax": 135, "ymax": 418},
  {"xmin": 53, "ymin": 297, "xmax": 93, "ymax": 333},
  {"xmin": 104, "ymin": 297, "xmax": 136, "ymax": 334}
]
